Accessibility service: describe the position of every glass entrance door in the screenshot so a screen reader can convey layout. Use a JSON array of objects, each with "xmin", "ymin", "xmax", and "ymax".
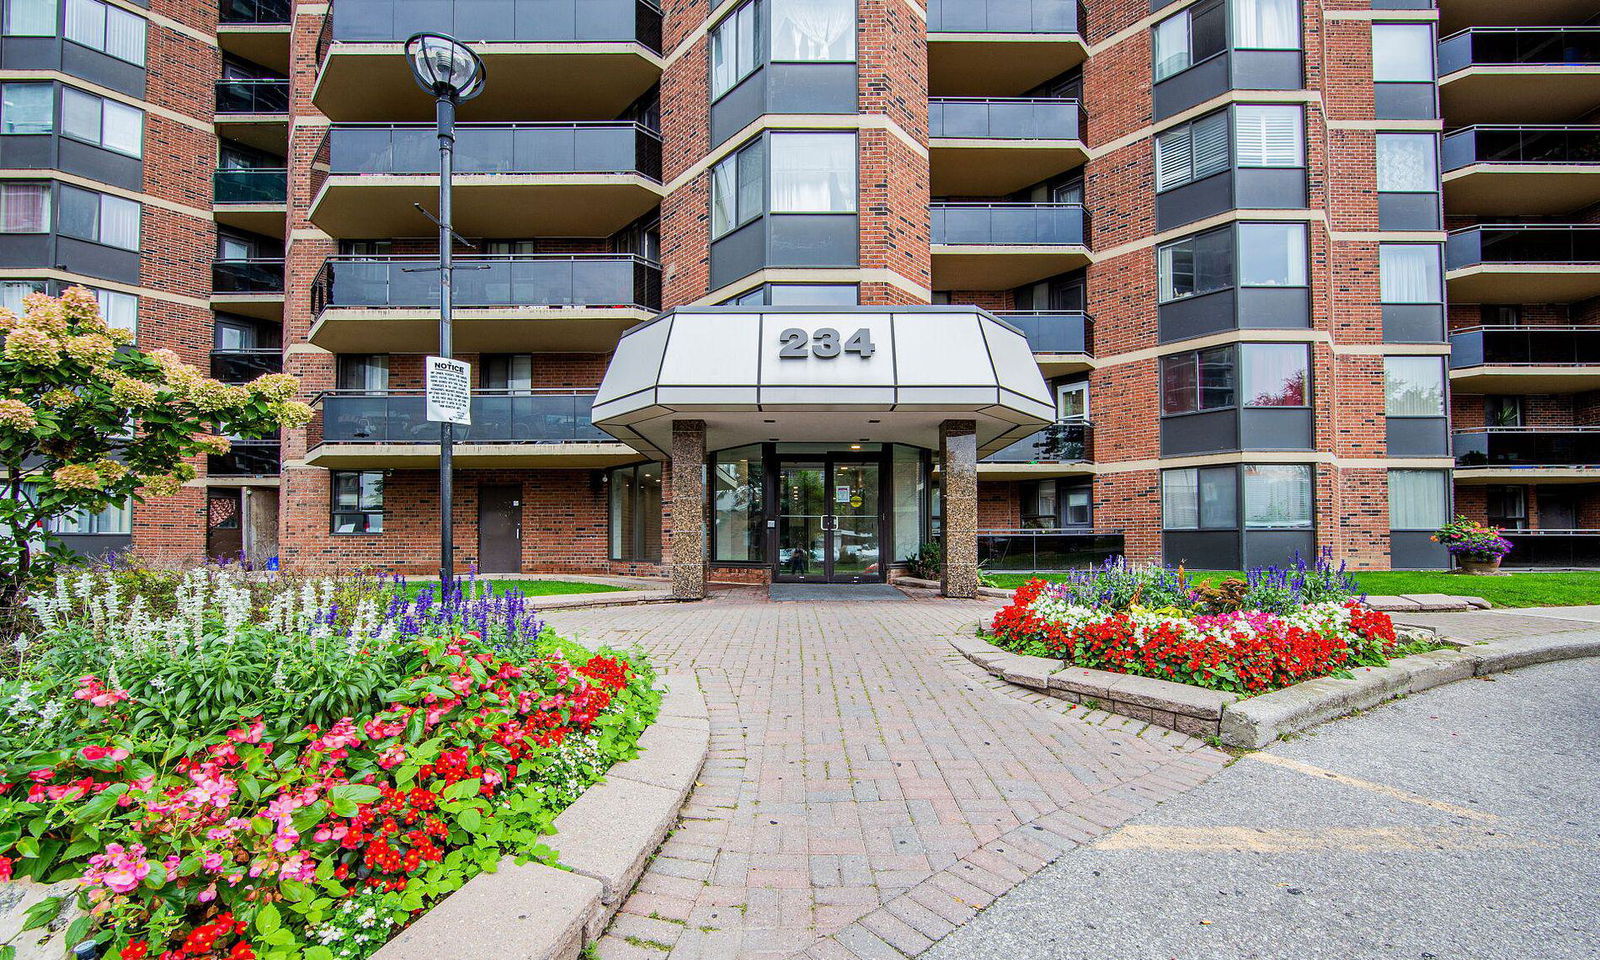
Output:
[{"xmin": 776, "ymin": 458, "xmax": 883, "ymax": 583}]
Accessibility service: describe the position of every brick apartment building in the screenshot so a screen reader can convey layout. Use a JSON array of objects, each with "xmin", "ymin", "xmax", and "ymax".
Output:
[{"xmin": 2, "ymin": 0, "xmax": 1596, "ymax": 591}]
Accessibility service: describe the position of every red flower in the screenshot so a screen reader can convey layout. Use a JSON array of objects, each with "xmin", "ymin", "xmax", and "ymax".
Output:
[
  {"xmin": 120, "ymin": 942, "xmax": 149, "ymax": 960},
  {"xmin": 227, "ymin": 941, "xmax": 255, "ymax": 960}
]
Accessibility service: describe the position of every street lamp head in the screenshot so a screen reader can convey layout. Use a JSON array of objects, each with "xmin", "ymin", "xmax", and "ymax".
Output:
[{"xmin": 405, "ymin": 33, "xmax": 486, "ymax": 103}]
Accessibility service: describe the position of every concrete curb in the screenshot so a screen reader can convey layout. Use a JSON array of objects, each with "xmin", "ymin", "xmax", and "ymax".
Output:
[
  {"xmin": 893, "ymin": 576, "xmax": 1011, "ymax": 600},
  {"xmin": 536, "ymin": 589, "xmax": 679, "ymax": 610},
  {"xmin": 372, "ymin": 673, "xmax": 710, "ymax": 960}
]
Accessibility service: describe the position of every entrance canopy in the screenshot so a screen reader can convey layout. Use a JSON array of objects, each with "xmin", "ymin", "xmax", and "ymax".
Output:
[{"xmin": 592, "ymin": 306, "xmax": 1055, "ymax": 459}]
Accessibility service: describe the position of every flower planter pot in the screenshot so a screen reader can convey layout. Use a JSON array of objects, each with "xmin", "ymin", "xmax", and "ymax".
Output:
[{"xmin": 1459, "ymin": 557, "xmax": 1503, "ymax": 575}]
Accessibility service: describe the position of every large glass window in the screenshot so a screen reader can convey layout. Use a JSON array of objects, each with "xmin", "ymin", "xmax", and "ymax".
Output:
[
  {"xmin": 50, "ymin": 497, "xmax": 130, "ymax": 535},
  {"xmin": 891, "ymin": 444, "xmax": 924, "ymax": 562},
  {"xmin": 1388, "ymin": 469, "xmax": 1448, "ymax": 531},
  {"xmin": 91, "ymin": 286, "xmax": 135, "ymax": 336},
  {"xmin": 1383, "ymin": 356, "xmax": 1446, "ymax": 417},
  {"xmin": 1237, "ymin": 222, "xmax": 1306, "ymax": 287},
  {"xmin": 1233, "ymin": 0, "xmax": 1300, "ymax": 50},
  {"xmin": 64, "ymin": 0, "xmax": 145, "ymax": 65},
  {"xmin": 771, "ymin": 0, "xmax": 854, "ymax": 62},
  {"xmin": 610, "ymin": 462, "xmax": 663, "ymax": 562},
  {"xmin": 712, "ymin": 444, "xmax": 765, "ymax": 562},
  {"xmin": 1158, "ymin": 226, "xmax": 1232, "ymax": 302},
  {"xmin": 331, "ymin": 471, "xmax": 383, "ymax": 535},
  {"xmin": 1162, "ymin": 466, "xmax": 1238, "ymax": 530},
  {"xmin": 62, "ymin": 87, "xmax": 142, "ymax": 157},
  {"xmin": 58, "ymin": 185, "xmax": 139, "ymax": 249},
  {"xmin": 1153, "ymin": 0, "xmax": 1225, "ymax": 81},
  {"xmin": 337, "ymin": 354, "xmax": 389, "ymax": 393},
  {"xmin": 1, "ymin": 83, "xmax": 53, "ymax": 135},
  {"xmin": 1243, "ymin": 464, "xmax": 1312, "ymax": 529},
  {"xmin": 710, "ymin": 0, "xmax": 759, "ymax": 98},
  {"xmin": 770, "ymin": 132, "xmax": 856, "ymax": 213},
  {"xmin": 710, "ymin": 137, "xmax": 766, "ymax": 238},
  {"xmin": 5, "ymin": 0, "xmax": 55, "ymax": 35},
  {"xmin": 0, "ymin": 182, "xmax": 50, "ymax": 233},
  {"xmin": 1154, "ymin": 110, "xmax": 1229, "ymax": 191},
  {"xmin": 1379, "ymin": 244, "xmax": 1443, "ymax": 303},
  {"xmin": 727, "ymin": 283, "xmax": 858, "ymax": 305},
  {"xmin": 1234, "ymin": 104, "xmax": 1303, "ymax": 167},
  {"xmin": 1377, "ymin": 133, "xmax": 1438, "ymax": 192},
  {"xmin": 1371, "ymin": 23, "xmax": 1434, "ymax": 83},
  {"xmin": 0, "ymin": 280, "xmax": 45, "ymax": 312},
  {"xmin": 1161, "ymin": 346, "xmax": 1236, "ymax": 415},
  {"xmin": 481, "ymin": 354, "xmax": 532, "ymax": 393},
  {"xmin": 1241, "ymin": 343, "xmax": 1308, "ymax": 407}
]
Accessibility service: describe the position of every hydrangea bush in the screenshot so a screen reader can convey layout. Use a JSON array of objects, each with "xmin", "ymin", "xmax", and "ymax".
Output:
[{"xmin": 0, "ymin": 570, "xmax": 658, "ymax": 960}]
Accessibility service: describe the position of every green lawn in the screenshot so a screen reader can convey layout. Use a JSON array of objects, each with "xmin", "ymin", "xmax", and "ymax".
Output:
[
  {"xmin": 397, "ymin": 579, "xmax": 630, "ymax": 598},
  {"xmin": 985, "ymin": 570, "xmax": 1600, "ymax": 608}
]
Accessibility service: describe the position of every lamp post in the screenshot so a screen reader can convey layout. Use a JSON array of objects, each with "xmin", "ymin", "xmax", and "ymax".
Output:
[{"xmin": 405, "ymin": 33, "xmax": 485, "ymax": 589}]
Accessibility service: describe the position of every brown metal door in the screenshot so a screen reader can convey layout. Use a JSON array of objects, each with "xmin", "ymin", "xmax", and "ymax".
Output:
[
  {"xmin": 207, "ymin": 491, "xmax": 243, "ymax": 561},
  {"xmin": 477, "ymin": 484, "xmax": 522, "ymax": 574}
]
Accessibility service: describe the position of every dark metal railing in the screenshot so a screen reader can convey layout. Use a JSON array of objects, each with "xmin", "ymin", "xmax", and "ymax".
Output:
[
  {"xmin": 984, "ymin": 420, "xmax": 1092, "ymax": 463},
  {"xmin": 318, "ymin": 391, "xmax": 610, "ymax": 445},
  {"xmin": 209, "ymin": 441, "xmax": 281, "ymax": 477},
  {"xmin": 211, "ymin": 349, "xmax": 283, "ymax": 383},
  {"xmin": 1500, "ymin": 530, "xmax": 1600, "ymax": 568},
  {"xmin": 1446, "ymin": 225, "xmax": 1600, "ymax": 270},
  {"xmin": 977, "ymin": 529, "xmax": 1124, "ymax": 572},
  {"xmin": 213, "ymin": 259, "xmax": 286, "ymax": 294},
  {"xmin": 993, "ymin": 310, "xmax": 1090, "ymax": 354},
  {"xmin": 927, "ymin": 0, "xmax": 1080, "ymax": 34},
  {"xmin": 310, "ymin": 255, "xmax": 661, "ymax": 314},
  {"xmin": 931, "ymin": 202, "xmax": 1087, "ymax": 246},
  {"xmin": 928, "ymin": 98, "xmax": 1083, "ymax": 141},
  {"xmin": 1454, "ymin": 427, "xmax": 1600, "ymax": 467},
  {"xmin": 1438, "ymin": 27, "xmax": 1600, "ymax": 76},
  {"xmin": 326, "ymin": 122, "xmax": 662, "ymax": 181},
  {"xmin": 219, "ymin": 0, "xmax": 291, "ymax": 25},
  {"xmin": 214, "ymin": 168, "xmax": 288, "ymax": 204},
  {"xmin": 1442, "ymin": 125, "xmax": 1600, "ymax": 171},
  {"xmin": 215, "ymin": 78, "xmax": 290, "ymax": 114},
  {"xmin": 1449, "ymin": 326, "xmax": 1600, "ymax": 368},
  {"xmin": 330, "ymin": 0, "xmax": 663, "ymax": 52}
]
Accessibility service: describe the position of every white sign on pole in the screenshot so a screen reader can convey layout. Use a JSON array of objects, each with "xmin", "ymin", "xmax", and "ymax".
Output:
[{"xmin": 426, "ymin": 356, "xmax": 472, "ymax": 425}]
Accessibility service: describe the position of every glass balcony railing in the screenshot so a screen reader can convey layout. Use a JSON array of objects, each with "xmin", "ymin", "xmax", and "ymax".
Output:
[
  {"xmin": 1438, "ymin": 27, "xmax": 1600, "ymax": 77},
  {"xmin": 220, "ymin": 0, "xmax": 291, "ymax": 25},
  {"xmin": 1446, "ymin": 225, "xmax": 1600, "ymax": 270},
  {"xmin": 928, "ymin": 98, "xmax": 1083, "ymax": 141},
  {"xmin": 977, "ymin": 529, "xmax": 1123, "ymax": 572},
  {"xmin": 931, "ymin": 202, "xmax": 1087, "ymax": 246},
  {"xmin": 1449, "ymin": 326, "xmax": 1600, "ymax": 368},
  {"xmin": 330, "ymin": 0, "xmax": 663, "ymax": 51},
  {"xmin": 984, "ymin": 420, "xmax": 1092, "ymax": 463},
  {"xmin": 1442, "ymin": 126, "xmax": 1600, "ymax": 171},
  {"xmin": 319, "ymin": 391, "xmax": 610, "ymax": 445},
  {"xmin": 1499, "ymin": 530, "xmax": 1600, "ymax": 567},
  {"xmin": 993, "ymin": 310, "xmax": 1089, "ymax": 354},
  {"xmin": 213, "ymin": 260, "xmax": 286, "ymax": 294},
  {"xmin": 1454, "ymin": 428, "xmax": 1600, "ymax": 467},
  {"xmin": 209, "ymin": 441, "xmax": 281, "ymax": 477},
  {"xmin": 311, "ymin": 255, "xmax": 661, "ymax": 314},
  {"xmin": 214, "ymin": 168, "xmax": 288, "ymax": 204},
  {"xmin": 211, "ymin": 349, "xmax": 283, "ymax": 383},
  {"xmin": 326, "ymin": 123, "xmax": 662, "ymax": 180},
  {"xmin": 927, "ymin": 0, "xmax": 1080, "ymax": 34},
  {"xmin": 215, "ymin": 79, "xmax": 290, "ymax": 115}
]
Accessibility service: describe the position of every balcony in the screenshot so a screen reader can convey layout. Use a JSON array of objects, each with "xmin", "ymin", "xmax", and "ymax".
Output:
[
  {"xmin": 211, "ymin": 348, "xmax": 283, "ymax": 384},
  {"xmin": 310, "ymin": 124, "xmax": 663, "ymax": 238},
  {"xmin": 213, "ymin": 168, "xmax": 288, "ymax": 237},
  {"xmin": 307, "ymin": 390, "xmax": 636, "ymax": 469},
  {"xmin": 1445, "ymin": 225, "xmax": 1600, "ymax": 304},
  {"xmin": 212, "ymin": 259, "xmax": 285, "ymax": 320},
  {"xmin": 1437, "ymin": 28, "xmax": 1600, "ymax": 124},
  {"xmin": 926, "ymin": 0, "xmax": 1084, "ymax": 97},
  {"xmin": 214, "ymin": 79, "xmax": 290, "ymax": 154},
  {"xmin": 218, "ymin": 0, "xmax": 292, "ymax": 74},
  {"xmin": 994, "ymin": 310, "xmax": 1091, "ymax": 376},
  {"xmin": 1498, "ymin": 530, "xmax": 1600, "ymax": 568},
  {"xmin": 977, "ymin": 528, "xmax": 1124, "ymax": 572},
  {"xmin": 1454, "ymin": 428, "xmax": 1600, "ymax": 482},
  {"xmin": 980, "ymin": 420, "xmax": 1092, "ymax": 479},
  {"xmin": 308, "ymin": 255, "xmax": 661, "ymax": 353},
  {"xmin": 1441, "ymin": 1, "xmax": 1600, "ymax": 34},
  {"xmin": 315, "ymin": 0, "xmax": 663, "ymax": 123},
  {"xmin": 928, "ymin": 98, "xmax": 1086, "ymax": 195},
  {"xmin": 1442, "ymin": 126, "xmax": 1600, "ymax": 216},
  {"xmin": 209, "ymin": 440, "xmax": 281, "ymax": 479},
  {"xmin": 930, "ymin": 202, "xmax": 1090, "ymax": 289},
  {"xmin": 1449, "ymin": 326, "xmax": 1600, "ymax": 394}
]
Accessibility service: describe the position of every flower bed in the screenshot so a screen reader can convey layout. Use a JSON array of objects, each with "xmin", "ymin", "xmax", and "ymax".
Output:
[
  {"xmin": 987, "ymin": 556, "xmax": 1411, "ymax": 695},
  {"xmin": 0, "ymin": 570, "xmax": 658, "ymax": 960}
]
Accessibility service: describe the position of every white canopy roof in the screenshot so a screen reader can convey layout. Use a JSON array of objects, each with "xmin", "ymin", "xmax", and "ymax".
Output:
[{"xmin": 592, "ymin": 307, "xmax": 1055, "ymax": 459}]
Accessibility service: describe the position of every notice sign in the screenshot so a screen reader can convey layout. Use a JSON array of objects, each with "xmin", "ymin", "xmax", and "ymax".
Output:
[{"xmin": 426, "ymin": 356, "xmax": 472, "ymax": 425}]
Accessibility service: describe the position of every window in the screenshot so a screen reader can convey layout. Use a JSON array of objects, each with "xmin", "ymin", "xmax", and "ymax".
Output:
[
  {"xmin": 1237, "ymin": 222, "xmax": 1306, "ymax": 287},
  {"xmin": 1, "ymin": 83, "xmax": 53, "ymax": 135},
  {"xmin": 91, "ymin": 286, "xmax": 135, "ymax": 335},
  {"xmin": 1243, "ymin": 464, "xmax": 1312, "ymax": 528},
  {"xmin": 1234, "ymin": 104, "xmax": 1303, "ymax": 167},
  {"xmin": 1388, "ymin": 469, "xmax": 1448, "ymax": 531},
  {"xmin": 337, "ymin": 354, "xmax": 389, "ymax": 393},
  {"xmin": 49, "ymin": 497, "xmax": 131, "ymax": 535},
  {"xmin": 1241, "ymin": 343, "xmax": 1308, "ymax": 407},
  {"xmin": 0, "ymin": 280, "xmax": 46, "ymax": 312},
  {"xmin": 1233, "ymin": 0, "xmax": 1300, "ymax": 50},
  {"xmin": 1063, "ymin": 486, "xmax": 1092, "ymax": 527},
  {"xmin": 1153, "ymin": 0, "xmax": 1225, "ymax": 81},
  {"xmin": 609, "ymin": 462, "xmax": 663, "ymax": 562},
  {"xmin": 331, "ymin": 471, "xmax": 383, "ymax": 535},
  {"xmin": 0, "ymin": 182, "xmax": 50, "ymax": 233},
  {"xmin": 1158, "ymin": 227, "xmax": 1232, "ymax": 302},
  {"xmin": 1384, "ymin": 356, "xmax": 1445, "ymax": 417},
  {"xmin": 1154, "ymin": 110, "xmax": 1229, "ymax": 191},
  {"xmin": 728, "ymin": 283, "xmax": 859, "ymax": 305},
  {"xmin": 1057, "ymin": 381, "xmax": 1088, "ymax": 421},
  {"xmin": 1379, "ymin": 244, "xmax": 1442, "ymax": 303},
  {"xmin": 710, "ymin": 0, "xmax": 759, "ymax": 99},
  {"xmin": 770, "ymin": 132, "xmax": 856, "ymax": 213},
  {"xmin": 4, "ymin": 0, "xmax": 55, "ymax": 36},
  {"xmin": 710, "ymin": 137, "xmax": 765, "ymax": 238},
  {"xmin": 1486, "ymin": 395, "xmax": 1521, "ymax": 427},
  {"xmin": 481, "ymin": 354, "xmax": 533, "ymax": 393},
  {"xmin": 62, "ymin": 87, "xmax": 142, "ymax": 157},
  {"xmin": 1485, "ymin": 486, "xmax": 1526, "ymax": 531},
  {"xmin": 1371, "ymin": 23, "xmax": 1434, "ymax": 83},
  {"xmin": 712, "ymin": 444, "xmax": 765, "ymax": 562},
  {"xmin": 1377, "ymin": 133, "xmax": 1438, "ymax": 193},
  {"xmin": 64, "ymin": 0, "xmax": 145, "ymax": 66},
  {"xmin": 771, "ymin": 0, "xmax": 853, "ymax": 62},
  {"xmin": 1161, "ymin": 346, "xmax": 1235, "ymax": 415},
  {"xmin": 1162, "ymin": 466, "xmax": 1238, "ymax": 529},
  {"xmin": 58, "ymin": 185, "xmax": 139, "ymax": 249}
]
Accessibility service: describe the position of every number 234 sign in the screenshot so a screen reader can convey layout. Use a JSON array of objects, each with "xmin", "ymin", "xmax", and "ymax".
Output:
[{"xmin": 777, "ymin": 327, "xmax": 876, "ymax": 360}]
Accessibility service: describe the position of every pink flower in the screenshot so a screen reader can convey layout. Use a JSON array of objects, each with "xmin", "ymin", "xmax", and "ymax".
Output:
[
  {"xmin": 85, "ymin": 843, "xmax": 151, "ymax": 894},
  {"xmin": 203, "ymin": 852, "xmax": 225, "ymax": 871},
  {"xmin": 375, "ymin": 746, "xmax": 407, "ymax": 770},
  {"xmin": 80, "ymin": 745, "xmax": 130, "ymax": 762},
  {"xmin": 73, "ymin": 676, "xmax": 130, "ymax": 708},
  {"xmin": 226, "ymin": 719, "xmax": 265, "ymax": 744}
]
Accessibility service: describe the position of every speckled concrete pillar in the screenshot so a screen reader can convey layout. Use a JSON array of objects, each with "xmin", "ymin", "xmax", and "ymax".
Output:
[
  {"xmin": 940, "ymin": 420, "xmax": 979, "ymax": 600},
  {"xmin": 670, "ymin": 419, "xmax": 707, "ymax": 601}
]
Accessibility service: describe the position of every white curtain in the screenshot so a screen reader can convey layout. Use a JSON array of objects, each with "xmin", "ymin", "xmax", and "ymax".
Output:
[
  {"xmin": 102, "ymin": 98, "xmax": 143, "ymax": 156},
  {"xmin": 1384, "ymin": 356, "xmax": 1445, "ymax": 416},
  {"xmin": 772, "ymin": 0, "xmax": 854, "ymax": 62},
  {"xmin": 1162, "ymin": 469, "xmax": 1200, "ymax": 529},
  {"xmin": 99, "ymin": 194, "xmax": 139, "ymax": 250},
  {"xmin": 63, "ymin": 0, "xmax": 102, "ymax": 48},
  {"xmin": 1153, "ymin": 15, "xmax": 1190, "ymax": 81},
  {"xmin": 1388, "ymin": 470, "xmax": 1447, "ymax": 530},
  {"xmin": 1234, "ymin": 0, "xmax": 1299, "ymax": 51},
  {"xmin": 1378, "ymin": 134, "xmax": 1438, "ymax": 192},
  {"xmin": 1241, "ymin": 343, "xmax": 1308, "ymax": 407},
  {"xmin": 102, "ymin": 4, "xmax": 145, "ymax": 65},
  {"xmin": 1373, "ymin": 23, "xmax": 1434, "ymax": 83},
  {"xmin": 1380, "ymin": 244, "xmax": 1442, "ymax": 303},
  {"xmin": 770, "ymin": 133, "xmax": 855, "ymax": 213},
  {"xmin": 0, "ymin": 183, "xmax": 49, "ymax": 233},
  {"xmin": 7, "ymin": 0, "xmax": 58, "ymax": 37},
  {"xmin": 1243, "ymin": 465, "xmax": 1312, "ymax": 529},
  {"xmin": 1238, "ymin": 222, "xmax": 1306, "ymax": 287},
  {"xmin": 710, "ymin": 155, "xmax": 737, "ymax": 237}
]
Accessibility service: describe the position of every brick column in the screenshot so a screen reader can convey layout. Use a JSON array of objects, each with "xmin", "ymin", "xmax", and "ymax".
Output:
[
  {"xmin": 670, "ymin": 419, "xmax": 707, "ymax": 600},
  {"xmin": 940, "ymin": 420, "xmax": 979, "ymax": 599}
]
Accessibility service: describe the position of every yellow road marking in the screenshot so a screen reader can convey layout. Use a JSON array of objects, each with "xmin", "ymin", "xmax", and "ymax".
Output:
[{"xmin": 1243, "ymin": 753, "xmax": 1497, "ymax": 822}]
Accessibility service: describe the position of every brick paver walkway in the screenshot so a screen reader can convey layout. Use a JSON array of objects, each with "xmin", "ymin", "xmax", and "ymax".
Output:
[{"xmin": 545, "ymin": 591, "xmax": 1229, "ymax": 960}]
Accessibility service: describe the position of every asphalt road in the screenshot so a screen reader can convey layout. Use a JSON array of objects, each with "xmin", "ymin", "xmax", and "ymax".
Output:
[{"xmin": 924, "ymin": 657, "xmax": 1600, "ymax": 960}]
